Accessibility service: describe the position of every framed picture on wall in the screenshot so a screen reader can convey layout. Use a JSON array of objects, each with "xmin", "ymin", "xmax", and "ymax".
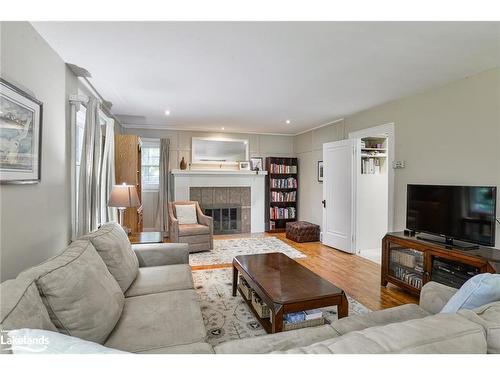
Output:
[
  {"xmin": 317, "ymin": 161, "xmax": 324, "ymax": 182},
  {"xmin": 0, "ymin": 78, "xmax": 43, "ymax": 184},
  {"xmin": 250, "ymin": 157, "xmax": 263, "ymax": 171}
]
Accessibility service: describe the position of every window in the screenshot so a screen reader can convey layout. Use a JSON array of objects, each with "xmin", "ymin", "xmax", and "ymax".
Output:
[{"xmin": 141, "ymin": 144, "xmax": 160, "ymax": 190}]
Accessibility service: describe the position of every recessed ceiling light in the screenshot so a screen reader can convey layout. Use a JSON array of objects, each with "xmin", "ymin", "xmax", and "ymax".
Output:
[
  {"xmin": 285, "ymin": 119, "xmax": 291, "ymax": 124},
  {"xmin": 221, "ymin": 127, "xmax": 225, "ymax": 130},
  {"xmin": 164, "ymin": 110, "xmax": 171, "ymax": 116}
]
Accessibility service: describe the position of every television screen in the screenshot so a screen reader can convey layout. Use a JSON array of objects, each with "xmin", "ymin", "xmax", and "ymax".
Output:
[{"xmin": 407, "ymin": 185, "xmax": 497, "ymax": 246}]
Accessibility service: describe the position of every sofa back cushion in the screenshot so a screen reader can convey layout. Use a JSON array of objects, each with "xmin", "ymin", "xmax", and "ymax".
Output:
[
  {"xmin": 19, "ymin": 240, "xmax": 124, "ymax": 344},
  {"xmin": 1, "ymin": 278, "xmax": 57, "ymax": 353},
  {"xmin": 458, "ymin": 301, "xmax": 500, "ymax": 354},
  {"xmin": 81, "ymin": 222, "xmax": 139, "ymax": 292}
]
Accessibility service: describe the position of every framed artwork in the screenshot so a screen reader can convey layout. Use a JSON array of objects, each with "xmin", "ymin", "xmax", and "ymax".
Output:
[
  {"xmin": 317, "ymin": 161, "xmax": 324, "ymax": 182},
  {"xmin": 0, "ymin": 79, "xmax": 43, "ymax": 184},
  {"xmin": 239, "ymin": 161, "xmax": 251, "ymax": 170},
  {"xmin": 250, "ymin": 157, "xmax": 263, "ymax": 171}
]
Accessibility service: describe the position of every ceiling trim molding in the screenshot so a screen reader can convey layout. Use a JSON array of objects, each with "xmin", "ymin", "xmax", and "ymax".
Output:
[{"xmin": 121, "ymin": 117, "xmax": 345, "ymax": 137}]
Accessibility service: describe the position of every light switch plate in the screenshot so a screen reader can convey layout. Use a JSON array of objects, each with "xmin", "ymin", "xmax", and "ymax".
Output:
[{"xmin": 393, "ymin": 160, "xmax": 405, "ymax": 169}]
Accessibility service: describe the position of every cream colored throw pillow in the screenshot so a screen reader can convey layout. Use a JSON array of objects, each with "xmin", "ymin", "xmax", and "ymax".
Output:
[{"xmin": 175, "ymin": 204, "xmax": 198, "ymax": 224}]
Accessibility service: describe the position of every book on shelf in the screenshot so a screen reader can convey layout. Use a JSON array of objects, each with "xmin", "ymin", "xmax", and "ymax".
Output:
[
  {"xmin": 270, "ymin": 191, "xmax": 296, "ymax": 202},
  {"xmin": 270, "ymin": 206, "xmax": 296, "ymax": 220},
  {"xmin": 361, "ymin": 157, "xmax": 381, "ymax": 174},
  {"xmin": 304, "ymin": 309, "xmax": 323, "ymax": 321},
  {"xmin": 270, "ymin": 177, "xmax": 297, "ymax": 189},
  {"xmin": 269, "ymin": 163, "xmax": 297, "ymax": 174},
  {"xmin": 269, "ymin": 221, "xmax": 276, "ymax": 230}
]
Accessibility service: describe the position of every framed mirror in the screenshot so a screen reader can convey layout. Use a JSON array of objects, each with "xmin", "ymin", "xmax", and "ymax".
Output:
[{"xmin": 191, "ymin": 137, "xmax": 249, "ymax": 164}]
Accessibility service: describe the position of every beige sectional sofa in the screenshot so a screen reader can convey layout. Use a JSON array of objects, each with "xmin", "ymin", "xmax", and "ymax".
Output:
[
  {"xmin": 1, "ymin": 222, "xmax": 213, "ymax": 354},
  {"xmin": 1, "ymin": 222, "xmax": 499, "ymax": 354}
]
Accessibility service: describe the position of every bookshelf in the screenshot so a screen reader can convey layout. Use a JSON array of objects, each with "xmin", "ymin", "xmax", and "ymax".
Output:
[
  {"xmin": 360, "ymin": 136, "xmax": 387, "ymax": 175},
  {"xmin": 265, "ymin": 157, "xmax": 298, "ymax": 232}
]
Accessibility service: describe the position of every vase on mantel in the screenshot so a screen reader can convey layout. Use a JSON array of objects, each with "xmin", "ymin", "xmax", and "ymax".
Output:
[{"xmin": 180, "ymin": 157, "xmax": 187, "ymax": 170}]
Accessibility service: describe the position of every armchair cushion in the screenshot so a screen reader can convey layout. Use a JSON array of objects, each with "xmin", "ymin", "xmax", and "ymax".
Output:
[
  {"xmin": 179, "ymin": 224, "xmax": 211, "ymax": 236},
  {"xmin": 175, "ymin": 204, "xmax": 198, "ymax": 224},
  {"xmin": 81, "ymin": 222, "xmax": 139, "ymax": 292}
]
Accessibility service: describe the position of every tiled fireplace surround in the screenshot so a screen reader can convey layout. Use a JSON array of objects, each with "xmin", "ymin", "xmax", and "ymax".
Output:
[{"xmin": 190, "ymin": 187, "xmax": 251, "ymax": 234}]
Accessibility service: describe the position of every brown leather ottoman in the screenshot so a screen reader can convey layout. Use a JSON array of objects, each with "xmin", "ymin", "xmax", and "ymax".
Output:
[{"xmin": 286, "ymin": 221, "xmax": 320, "ymax": 243}]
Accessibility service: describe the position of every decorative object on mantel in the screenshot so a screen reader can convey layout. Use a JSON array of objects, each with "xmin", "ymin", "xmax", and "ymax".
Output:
[
  {"xmin": 179, "ymin": 156, "xmax": 187, "ymax": 170},
  {"xmin": 250, "ymin": 157, "xmax": 263, "ymax": 172},
  {"xmin": 108, "ymin": 183, "xmax": 141, "ymax": 234},
  {"xmin": 239, "ymin": 161, "xmax": 250, "ymax": 170},
  {"xmin": 317, "ymin": 160, "xmax": 324, "ymax": 182},
  {"xmin": 0, "ymin": 78, "xmax": 43, "ymax": 184}
]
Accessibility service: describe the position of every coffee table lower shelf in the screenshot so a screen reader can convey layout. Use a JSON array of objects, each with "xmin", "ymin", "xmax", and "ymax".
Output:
[{"xmin": 237, "ymin": 286, "xmax": 273, "ymax": 333}]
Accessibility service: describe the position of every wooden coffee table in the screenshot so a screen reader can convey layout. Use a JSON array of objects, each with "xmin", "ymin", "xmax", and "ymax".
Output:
[{"xmin": 232, "ymin": 252, "xmax": 348, "ymax": 333}]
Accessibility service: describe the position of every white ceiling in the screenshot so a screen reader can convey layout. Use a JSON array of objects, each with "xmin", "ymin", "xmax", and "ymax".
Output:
[{"xmin": 32, "ymin": 22, "xmax": 500, "ymax": 135}]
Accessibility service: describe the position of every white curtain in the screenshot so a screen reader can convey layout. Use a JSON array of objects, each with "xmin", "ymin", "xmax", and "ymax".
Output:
[
  {"xmin": 155, "ymin": 138, "xmax": 170, "ymax": 234},
  {"xmin": 77, "ymin": 98, "xmax": 117, "ymax": 236}
]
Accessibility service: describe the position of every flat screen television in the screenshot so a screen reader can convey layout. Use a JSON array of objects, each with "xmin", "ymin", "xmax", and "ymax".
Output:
[{"xmin": 406, "ymin": 184, "xmax": 497, "ymax": 247}]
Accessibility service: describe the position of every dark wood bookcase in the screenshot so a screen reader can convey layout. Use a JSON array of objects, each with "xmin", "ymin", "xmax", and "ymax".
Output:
[{"xmin": 265, "ymin": 157, "xmax": 298, "ymax": 233}]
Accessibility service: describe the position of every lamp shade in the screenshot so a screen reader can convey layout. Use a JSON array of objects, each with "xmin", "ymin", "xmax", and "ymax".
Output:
[{"xmin": 108, "ymin": 184, "xmax": 141, "ymax": 208}]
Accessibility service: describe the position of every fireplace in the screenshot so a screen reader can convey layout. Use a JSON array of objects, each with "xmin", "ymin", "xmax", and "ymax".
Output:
[
  {"xmin": 203, "ymin": 205, "xmax": 241, "ymax": 234},
  {"xmin": 190, "ymin": 187, "xmax": 251, "ymax": 234}
]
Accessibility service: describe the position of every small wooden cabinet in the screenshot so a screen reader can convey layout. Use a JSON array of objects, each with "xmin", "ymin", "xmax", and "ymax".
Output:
[
  {"xmin": 114, "ymin": 134, "xmax": 143, "ymax": 233},
  {"xmin": 381, "ymin": 232, "xmax": 499, "ymax": 295}
]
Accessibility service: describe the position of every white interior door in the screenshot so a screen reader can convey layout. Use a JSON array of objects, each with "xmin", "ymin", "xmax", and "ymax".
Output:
[{"xmin": 322, "ymin": 139, "xmax": 356, "ymax": 253}]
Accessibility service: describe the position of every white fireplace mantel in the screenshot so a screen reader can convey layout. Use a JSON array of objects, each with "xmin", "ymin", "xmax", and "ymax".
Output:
[{"xmin": 171, "ymin": 169, "xmax": 267, "ymax": 233}]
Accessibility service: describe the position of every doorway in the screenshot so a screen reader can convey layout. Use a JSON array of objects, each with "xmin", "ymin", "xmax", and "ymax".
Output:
[{"xmin": 322, "ymin": 123, "xmax": 394, "ymax": 264}]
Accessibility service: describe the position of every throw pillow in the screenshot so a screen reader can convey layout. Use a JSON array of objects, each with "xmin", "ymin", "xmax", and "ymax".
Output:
[
  {"xmin": 175, "ymin": 204, "xmax": 198, "ymax": 225},
  {"xmin": 19, "ymin": 240, "xmax": 125, "ymax": 344},
  {"xmin": 441, "ymin": 273, "xmax": 500, "ymax": 313},
  {"xmin": 81, "ymin": 222, "xmax": 139, "ymax": 292},
  {"xmin": 7, "ymin": 329, "xmax": 127, "ymax": 354}
]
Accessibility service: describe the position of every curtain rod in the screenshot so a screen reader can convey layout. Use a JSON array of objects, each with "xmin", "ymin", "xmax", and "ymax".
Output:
[{"xmin": 78, "ymin": 77, "xmax": 123, "ymax": 128}]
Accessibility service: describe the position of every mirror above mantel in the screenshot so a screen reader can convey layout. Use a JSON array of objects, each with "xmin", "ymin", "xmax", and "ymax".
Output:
[{"xmin": 191, "ymin": 137, "xmax": 249, "ymax": 165}]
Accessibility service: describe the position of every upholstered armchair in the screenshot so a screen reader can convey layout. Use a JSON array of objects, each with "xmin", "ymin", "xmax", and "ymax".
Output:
[{"xmin": 168, "ymin": 201, "xmax": 213, "ymax": 253}]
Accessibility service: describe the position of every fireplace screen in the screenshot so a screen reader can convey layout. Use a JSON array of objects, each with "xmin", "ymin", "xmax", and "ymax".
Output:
[{"xmin": 203, "ymin": 205, "xmax": 242, "ymax": 235}]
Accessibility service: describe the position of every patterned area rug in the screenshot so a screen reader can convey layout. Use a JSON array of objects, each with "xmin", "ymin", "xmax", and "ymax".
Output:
[
  {"xmin": 192, "ymin": 268, "xmax": 371, "ymax": 346},
  {"xmin": 189, "ymin": 237, "xmax": 306, "ymax": 267}
]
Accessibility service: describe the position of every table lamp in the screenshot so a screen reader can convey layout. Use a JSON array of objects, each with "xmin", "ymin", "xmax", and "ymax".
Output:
[{"xmin": 108, "ymin": 183, "xmax": 141, "ymax": 234}]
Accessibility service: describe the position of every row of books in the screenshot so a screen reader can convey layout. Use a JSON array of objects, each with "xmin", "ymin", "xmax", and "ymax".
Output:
[
  {"xmin": 390, "ymin": 265, "xmax": 423, "ymax": 289},
  {"xmin": 270, "ymin": 177, "xmax": 297, "ymax": 189},
  {"xmin": 361, "ymin": 157, "xmax": 381, "ymax": 174},
  {"xmin": 390, "ymin": 248, "xmax": 423, "ymax": 269},
  {"xmin": 270, "ymin": 191, "xmax": 296, "ymax": 202},
  {"xmin": 284, "ymin": 309, "xmax": 323, "ymax": 324},
  {"xmin": 270, "ymin": 206, "xmax": 296, "ymax": 219},
  {"xmin": 269, "ymin": 164, "xmax": 297, "ymax": 174}
]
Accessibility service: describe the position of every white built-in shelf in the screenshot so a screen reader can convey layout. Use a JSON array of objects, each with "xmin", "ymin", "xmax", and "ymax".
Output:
[
  {"xmin": 361, "ymin": 148, "xmax": 387, "ymax": 151},
  {"xmin": 361, "ymin": 154, "xmax": 387, "ymax": 158}
]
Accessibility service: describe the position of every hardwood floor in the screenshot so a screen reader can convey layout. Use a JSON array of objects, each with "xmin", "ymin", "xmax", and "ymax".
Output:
[{"xmin": 193, "ymin": 232, "xmax": 418, "ymax": 311}]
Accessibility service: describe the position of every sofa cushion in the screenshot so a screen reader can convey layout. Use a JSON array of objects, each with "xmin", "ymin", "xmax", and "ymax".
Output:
[
  {"xmin": 331, "ymin": 304, "xmax": 429, "ymax": 335},
  {"xmin": 7, "ymin": 329, "xmax": 127, "ymax": 354},
  {"xmin": 105, "ymin": 289, "xmax": 206, "ymax": 353},
  {"xmin": 124, "ymin": 265, "xmax": 194, "ymax": 297},
  {"xmin": 458, "ymin": 301, "xmax": 500, "ymax": 354},
  {"xmin": 214, "ymin": 325, "xmax": 338, "ymax": 354},
  {"xmin": 274, "ymin": 313, "xmax": 486, "ymax": 354},
  {"xmin": 179, "ymin": 224, "xmax": 210, "ymax": 236},
  {"xmin": 19, "ymin": 240, "xmax": 124, "ymax": 344},
  {"xmin": 441, "ymin": 273, "xmax": 500, "ymax": 313},
  {"xmin": 1, "ymin": 278, "xmax": 57, "ymax": 353},
  {"xmin": 175, "ymin": 204, "xmax": 198, "ymax": 225},
  {"xmin": 82, "ymin": 222, "xmax": 139, "ymax": 292}
]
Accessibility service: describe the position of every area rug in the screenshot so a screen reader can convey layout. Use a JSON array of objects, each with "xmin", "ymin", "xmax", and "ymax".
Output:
[
  {"xmin": 192, "ymin": 268, "xmax": 371, "ymax": 346},
  {"xmin": 189, "ymin": 237, "xmax": 306, "ymax": 267}
]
